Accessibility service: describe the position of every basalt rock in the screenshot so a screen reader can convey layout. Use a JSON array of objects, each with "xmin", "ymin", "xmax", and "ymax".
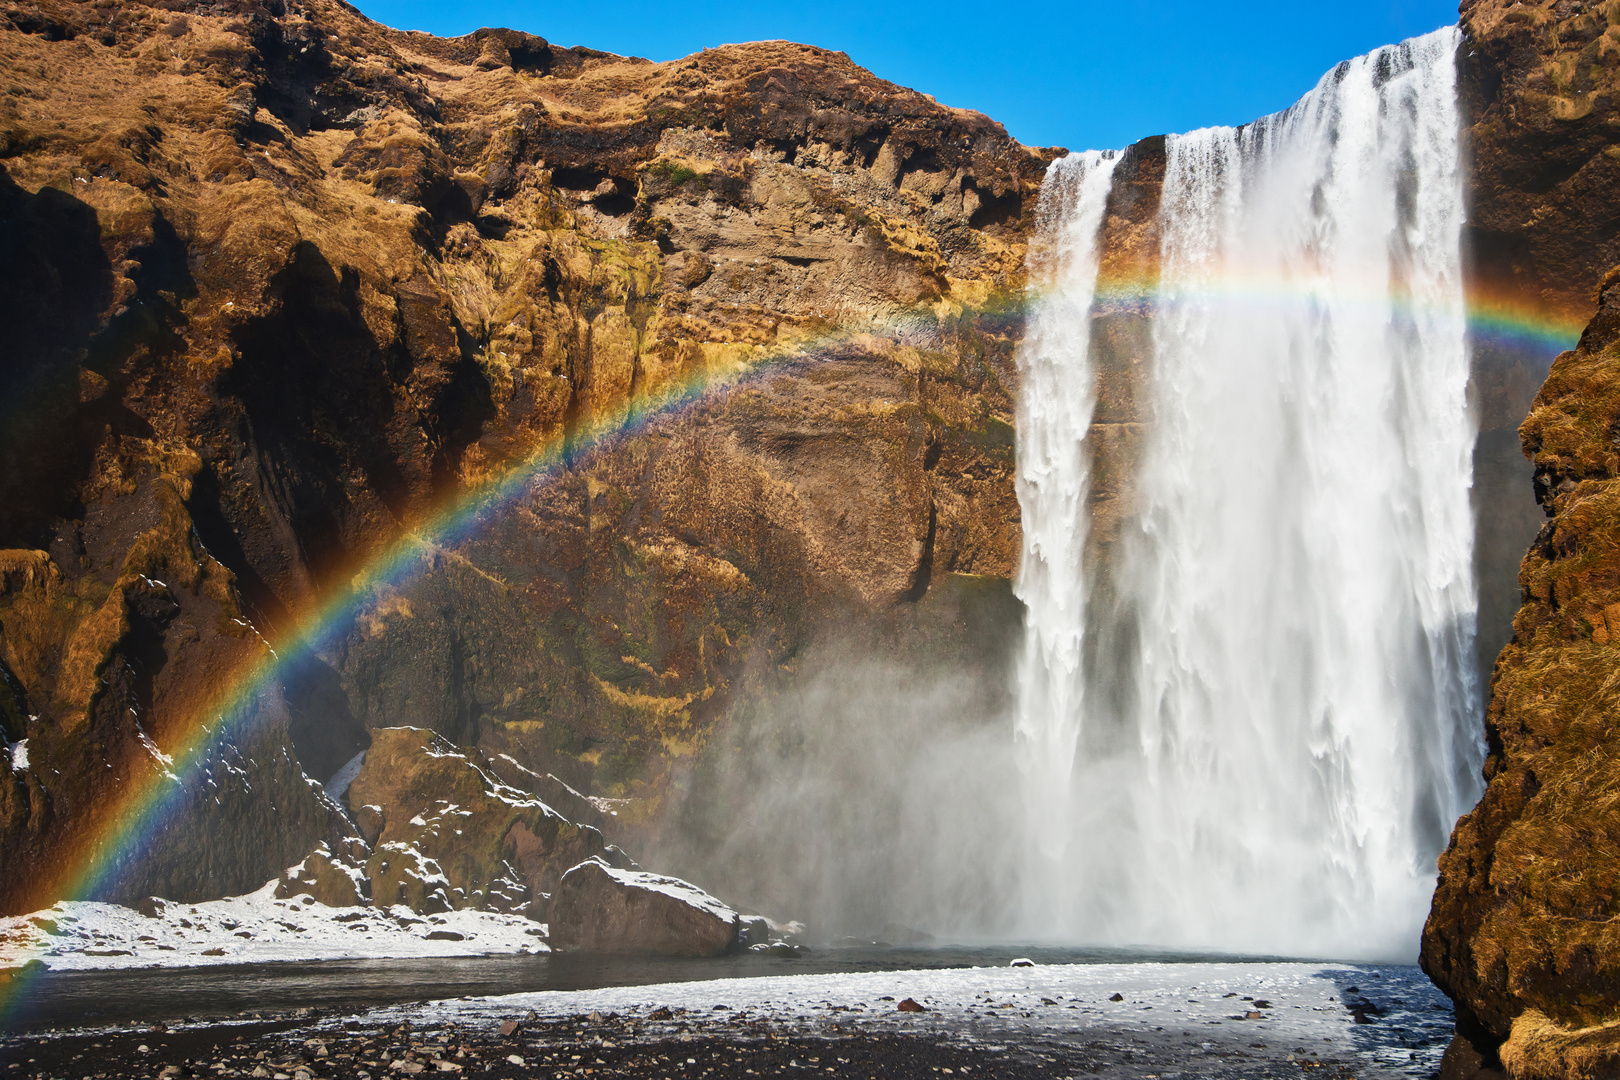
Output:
[
  {"xmin": 548, "ymin": 857, "xmax": 739, "ymax": 956},
  {"xmin": 0, "ymin": 0, "xmax": 1046, "ymax": 913}
]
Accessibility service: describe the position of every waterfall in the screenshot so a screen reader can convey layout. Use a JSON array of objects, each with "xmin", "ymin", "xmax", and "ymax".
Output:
[
  {"xmin": 1013, "ymin": 150, "xmax": 1120, "ymax": 929},
  {"xmin": 1014, "ymin": 27, "xmax": 1481, "ymax": 959}
]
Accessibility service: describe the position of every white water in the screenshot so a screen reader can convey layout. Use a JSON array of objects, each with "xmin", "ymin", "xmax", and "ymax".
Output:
[
  {"xmin": 1013, "ymin": 149, "xmax": 1120, "ymax": 932},
  {"xmin": 1015, "ymin": 27, "xmax": 1481, "ymax": 959}
]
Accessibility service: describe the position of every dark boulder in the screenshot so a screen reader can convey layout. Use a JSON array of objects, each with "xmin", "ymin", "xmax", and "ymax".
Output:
[{"xmin": 548, "ymin": 859, "xmax": 738, "ymax": 956}]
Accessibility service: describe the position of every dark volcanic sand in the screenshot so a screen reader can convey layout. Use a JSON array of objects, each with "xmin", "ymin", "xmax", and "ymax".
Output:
[
  {"xmin": 0, "ymin": 961, "xmax": 1445, "ymax": 1078},
  {"xmin": 0, "ymin": 1012, "xmax": 1362, "ymax": 1080}
]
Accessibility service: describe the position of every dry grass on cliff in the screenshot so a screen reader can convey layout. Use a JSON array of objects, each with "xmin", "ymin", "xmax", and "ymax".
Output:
[
  {"xmin": 1522, "ymin": 351, "xmax": 1620, "ymax": 486},
  {"xmin": 1503, "ymin": 1008, "xmax": 1620, "ymax": 1080},
  {"xmin": 1486, "ymin": 639, "xmax": 1620, "ymax": 920}
]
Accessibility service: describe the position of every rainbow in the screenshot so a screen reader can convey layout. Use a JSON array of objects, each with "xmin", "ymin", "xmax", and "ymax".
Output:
[
  {"xmin": 1467, "ymin": 287, "xmax": 1588, "ymax": 353},
  {"xmin": 0, "ymin": 282, "xmax": 1585, "ymax": 1028},
  {"xmin": 1083, "ymin": 266, "xmax": 1588, "ymax": 355}
]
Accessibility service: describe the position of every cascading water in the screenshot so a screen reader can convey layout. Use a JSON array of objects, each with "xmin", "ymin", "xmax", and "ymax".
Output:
[
  {"xmin": 1015, "ymin": 27, "xmax": 1482, "ymax": 959},
  {"xmin": 1013, "ymin": 149, "xmax": 1120, "ymax": 930}
]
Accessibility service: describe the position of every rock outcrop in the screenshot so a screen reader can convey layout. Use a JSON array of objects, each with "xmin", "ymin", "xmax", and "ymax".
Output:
[
  {"xmin": 276, "ymin": 840, "xmax": 368, "ymax": 908},
  {"xmin": 1420, "ymin": 3, "xmax": 1620, "ymax": 1076},
  {"xmin": 548, "ymin": 857, "xmax": 739, "ymax": 956},
  {"xmin": 346, "ymin": 726, "xmax": 610, "ymax": 916},
  {"xmin": 1423, "ymin": 267, "xmax": 1620, "ymax": 1077},
  {"xmin": 1461, "ymin": 0, "xmax": 1620, "ymax": 322},
  {"xmin": 0, "ymin": 0, "xmax": 1045, "ymax": 913},
  {"xmin": 268, "ymin": 725, "xmax": 763, "ymax": 957}
]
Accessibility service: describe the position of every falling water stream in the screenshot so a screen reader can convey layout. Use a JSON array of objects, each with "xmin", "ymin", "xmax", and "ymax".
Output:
[
  {"xmin": 1014, "ymin": 148, "xmax": 1120, "ymax": 917},
  {"xmin": 1015, "ymin": 27, "xmax": 1482, "ymax": 958}
]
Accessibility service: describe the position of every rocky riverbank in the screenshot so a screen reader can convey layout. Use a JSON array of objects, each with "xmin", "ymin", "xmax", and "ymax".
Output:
[{"xmin": 0, "ymin": 962, "xmax": 1452, "ymax": 1080}]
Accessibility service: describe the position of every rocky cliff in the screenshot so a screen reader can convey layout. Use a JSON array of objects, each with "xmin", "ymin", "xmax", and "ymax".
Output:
[
  {"xmin": 10, "ymin": 0, "xmax": 1620, "ymax": 1054},
  {"xmin": 1425, "ymin": 270, "xmax": 1620, "ymax": 1079},
  {"xmin": 0, "ymin": 0, "xmax": 1044, "ymax": 914},
  {"xmin": 1423, "ymin": 1, "xmax": 1620, "ymax": 1077}
]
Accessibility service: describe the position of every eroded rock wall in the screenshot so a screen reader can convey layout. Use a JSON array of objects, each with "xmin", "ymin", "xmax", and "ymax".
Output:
[
  {"xmin": 1424, "ymin": 268, "xmax": 1620, "ymax": 1079},
  {"xmin": 1424, "ymin": 3, "xmax": 1620, "ymax": 1073},
  {"xmin": 0, "ymin": 0, "xmax": 1048, "ymax": 913},
  {"xmin": 1461, "ymin": 0, "xmax": 1620, "ymax": 320}
]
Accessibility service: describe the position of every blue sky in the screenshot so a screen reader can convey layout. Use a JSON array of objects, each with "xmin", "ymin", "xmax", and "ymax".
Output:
[{"xmin": 351, "ymin": 1, "xmax": 1461, "ymax": 151}]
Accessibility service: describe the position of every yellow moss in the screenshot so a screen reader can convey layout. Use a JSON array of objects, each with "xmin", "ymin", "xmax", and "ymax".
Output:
[
  {"xmin": 359, "ymin": 594, "xmax": 415, "ymax": 639},
  {"xmin": 589, "ymin": 675, "xmax": 694, "ymax": 717},
  {"xmin": 658, "ymin": 733, "xmax": 701, "ymax": 759},
  {"xmin": 0, "ymin": 551, "xmax": 57, "ymax": 592},
  {"xmin": 53, "ymin": 589, "xmax": 128, "ymax": 731},
  {"xmin": 1503, "ymin": 1009, "xmax": 1620, "ymax": 1080}
]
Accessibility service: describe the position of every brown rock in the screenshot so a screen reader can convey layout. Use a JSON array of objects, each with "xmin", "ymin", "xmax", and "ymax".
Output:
[
  {"xmin": 1438, "ymin": 1032, "xmax": 1507, "ymax": 1080},
  {"xmin": 0, "ymin": 0, "xmax": 1040, "ymax": 915},
  {"xmin": 277, "ymin": 843, "xmax": 367, "ymax": 908},
  {"xmin": 1423, "ymin": 267, "xmax": 1620, "ymax": 1068},
  {"xmin": 348, "ymin": 727, "xmax": 609, "ymax": 914},
  {"xmin": 896, "ymin": 998, "xmax": 926, "ymax": 1012},
  {"xmin": 548, "ymin": 858, "xmax": 738, "ymax": 956},
  {"xmin": 367, "ymin": 843, "xmax": 454, "ymax": 915},
  {"xmin": 1459, "ymin": 0, "xmax": 1620, "ymax": 327}
]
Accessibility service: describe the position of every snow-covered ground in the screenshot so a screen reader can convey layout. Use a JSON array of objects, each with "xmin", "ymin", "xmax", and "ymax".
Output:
[
  {"xmin": 0, "ymin": 883, "xmax": 548, "ymax": 971},
  {"xmin": 357, "ymin": 961, "xmax": 1451, "ymax": 1078}
]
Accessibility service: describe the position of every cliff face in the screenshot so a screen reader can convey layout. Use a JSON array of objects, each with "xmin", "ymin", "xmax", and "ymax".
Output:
[
  {"xmin": 1459, "ymin": 0, "xmax": 1620, "ymax": 711},
  {"xmin": 1423, "ymin": 1, "xmax": 1620, "ymax": 1075},
  {"xmin": 1460, "ymin": 0, "xmax": 1620, "ymax": 321},
  {"xmin": 0, "ymin": 0, "xmax": 1045, "ymax": 913},
  {"xmin": 1425, "ymin": 271, "xmax": 1620, "ymax": 1078}
]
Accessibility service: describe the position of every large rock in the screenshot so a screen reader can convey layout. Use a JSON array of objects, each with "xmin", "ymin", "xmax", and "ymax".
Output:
[
  {"xmin": 1423, "ymin": 266, "xmax": 1620, "ymax": 1076},
  {"xmin": 277, "ymin": 841, "xmax": 369, "ymax": 908},
  {"xmin": 366, "ymin": 842, "xmax": 455, "ymax": 915},
  {"xmin": 549, "ymin": 858, "xmax": 739, "ymax": 956},
  {"xmin": 346, "ymin": 727, "xmax": 609, "ymax": 915}
]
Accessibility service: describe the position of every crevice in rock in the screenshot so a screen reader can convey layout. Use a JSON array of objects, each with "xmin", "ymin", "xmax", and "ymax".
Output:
[{"xmin": 897, "ymin": 498, "xmax": 938, "ymax": 604}]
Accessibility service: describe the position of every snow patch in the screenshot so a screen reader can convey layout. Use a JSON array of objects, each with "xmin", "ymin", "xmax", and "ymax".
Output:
[
  {"xmin": 8, "ymin": 740, "xmax": 26, "ymax": 772},
  {"xmin": 0, "ymin": 881, "xmax": 549, "ymax": 972}
]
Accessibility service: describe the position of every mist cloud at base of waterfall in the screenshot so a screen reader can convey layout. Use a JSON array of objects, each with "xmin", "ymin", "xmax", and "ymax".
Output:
[{"xmin": 644, "ymin": 639, "xmax": 1029, "ymax": 944}]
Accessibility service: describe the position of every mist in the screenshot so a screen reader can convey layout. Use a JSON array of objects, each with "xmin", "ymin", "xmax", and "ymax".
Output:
[{"xmin": 647, "ymin": 635, "xmax": 1030, "ymax": 944}]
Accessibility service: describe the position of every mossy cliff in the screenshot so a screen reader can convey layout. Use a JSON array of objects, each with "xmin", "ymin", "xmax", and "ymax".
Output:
[
  {"xmin": 1423, "ymin": 3, "xmax": 1620, "ymax": 1076},
  {"xmin": 1423, "ymin": 266, "xmax": 1620, "ymax": 1080},
  {"xmin": 0, "ymin": 0, "xmax": 1042, "ymax": 912}
]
